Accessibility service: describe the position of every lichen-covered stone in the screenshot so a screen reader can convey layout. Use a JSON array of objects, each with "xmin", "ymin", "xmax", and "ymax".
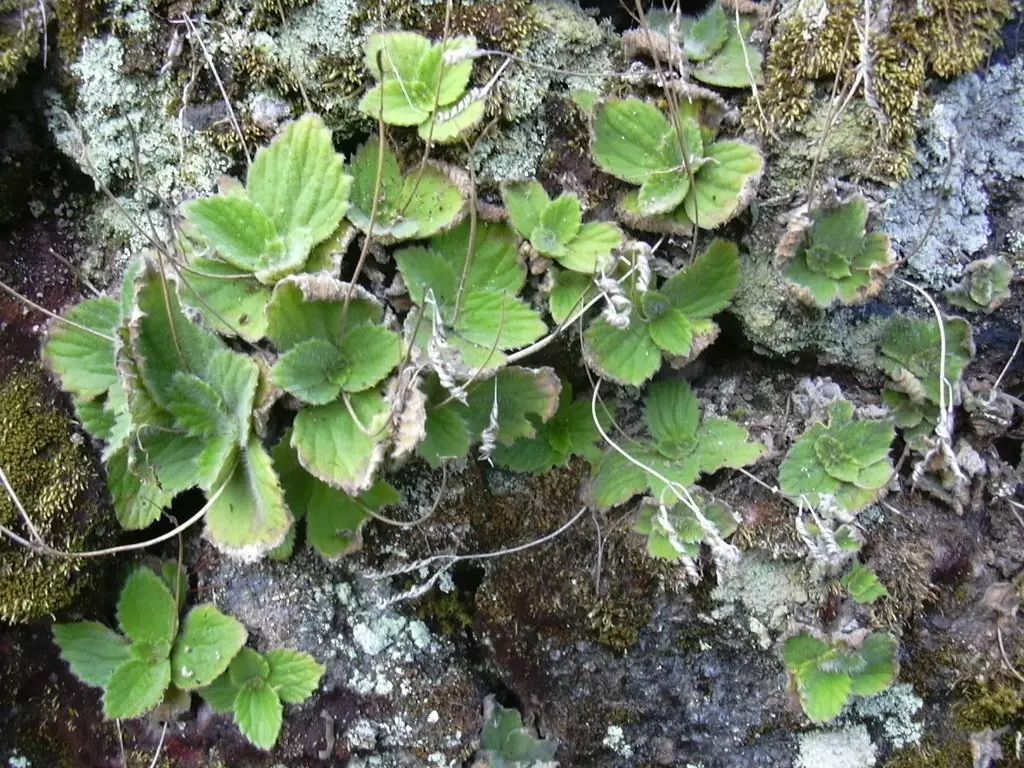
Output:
[{"xmin": 0, "ymin": 366, "xmax": 112, "ymax": 623}]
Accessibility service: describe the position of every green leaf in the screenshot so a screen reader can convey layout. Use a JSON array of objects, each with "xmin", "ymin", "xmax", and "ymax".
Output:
[
  {"xmin": 464, "ymin": 366, "xmax": 562, "ymax": 445},
  {"xmin": 879, "ymin": 316, "xmax": 974, "ymax": 407},
  {"xmin": 364, "ymin": 30, "xmax": 431, "ymax": 85},
  {"xmin": 246, "ymin": 114, "xmax": 352, "ymax": 270},
  {"xmin": 292, "ymin": 391, "xmax": 390, "ymax": 495},
  {"xmin": 266, "ymin": 649, "xmax": 325, "ymax": 704},
  {"xmin": 184, "ymin": 195, "xmax": 284, "ymax": 277},
  {"xmin": 800, "ymin": 665, "xmax": 853, "ymax": 722},
  {"xmin": 692, "ymin": 17, "xmax": 763, "ymax": 88},
  {"xmin": 165, "ymin": 372, "xmax": 227, "ymax": 436},
  {"xmin": 107, "ymin": 448, "xmax": 174, "ymax": 530},
  {"xmin": 272, "ymin": 338, "xmax": 347, "ymax": 405},
  {"xmin": 549, "ymin": 268, "xmax": 597, "ymax": 325},
  {"xmin": 347, "ymin": 137, "xmax": 467, "ymax": 242},
  {"xmin": 104, "ymin": 658, "xmax": 172, "ymax": 720},
  {"xmin": 850, "ymin": 633, "xmax": 897, "ymax": 696},
  {"xmin": 129, "ymin": 261, "xmax": 224, "ymax": 408},
  {"xmin": 200, "ymin": 672, "xmax": 241, "ymax": 714},
  {"xmin": 539, "ymin": 194, "xmax": 583, "ymax": 245},
  {"xmin": 204, "ymin": 437, "xmax": 293, "ymax": 557},
  {"xmin": 43, "ymin": 297, "xmax": 120, "ymax": 400},
  {"xmin": 645, "ymin": 380, "xmax": 700, "ymax": 447},
  {"xmin": 336, "ymin": 324, "xmax": 403, "ymax": 392},
  {"xmin": 501, "ymin": 181, "xmax": 550, "ymax": 238},
  {"xmin": 681, "ymin": 2, "xmax": 729, "ymax": 60},
  {"xmin": 234, "ymin": 683, "xmax": 283, "ymax": 751},
  {"xmin": 637, "ymin": 172, "xmax": 690, "ymax": 217},
  {"xmin": 661, "ymin": 239, "xmax": 741, "ymax": 318},
  {"xmin": 118, "ymin": 567, "xmax": 178, "ymax": 647},
  {"xmin": 561, "ymin": 222, "xmax": 622, "ymax": 273},
  {"xmin": 171, "ymin": 604, "xmax": 248, "ymax": 690},
  {"xmin": 178, "ymin": 257, "xmax": 272, "ymax": 343},
  {"xmin": 229, "ymin": 647, "xmax": 270, "ymax": 686},
  {"xmin": 648, "ymin": 308, "xmax": 694, "ymax": 356},
  {"xmin": 418, "ymin": 382, "xmax": 471, "ymax": 467},
  {"xmin": 592, "ymin": 98, "xmax": 679, "ymax": 184},
  {"xmin": 53, "ymin": 622, "xmax": 131, "ymax": 688},
  {"xmin": 583, "ymin": 316, "xmax": 662, "ymax": 387},
  {"xmin": 683, "ymin": 140, "xmax": 763, "ymax": 229},
  {"xmin": 266, "ymin": 274, "xmax": 383, "ymax": 350},
  {"xmin": 430, "ymin": 220, "xmax": 527, "ymax": 301},
  {"xmin": 842, "ymin": 563, "xmax": 889, "ymax": 605},
  {"xmin": 589, "ymin": 448, "xmax": 659, "ymax": 510},
  {"xmin": 359, "ymin": 81, "xmax": 431, "ymax": 126},
  {"xmin": 453, "ymin": 290, "xmax": 547, "ymax": 353},
  {"xmin": 783, "ymin": 633, "xmax": 828, "ymax": 670}
]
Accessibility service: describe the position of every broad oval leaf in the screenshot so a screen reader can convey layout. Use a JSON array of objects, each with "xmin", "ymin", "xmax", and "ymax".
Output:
[
  {"xmin": 43, "ymin": 297, "xmax": 120, "ymax": 400},
  {"xmin": 53, "ymin": 621, "xmax": 131, "ymax": 689},
  {"xmin": 103, "ymin": 658, "xmax": 171, "ymax": 720},
  {"xmin": 171, "ymin": 604, "xmax": 248, "ymax": 690},
  {"xmin": 234, "ymin": 682, "xmax": 283, "ymax": 751},
  {"xmin": 583, "ymin": 316, "xmax": 662, "ymax": 387},
  {"xmin": 118, "ymin": 567, "xmax": 178, "ymax": 647},
  {"xmin": 683, "ymin": 140, "xmax": 763, "ymax": 229},
  {"xmin": 266, "ymin": 649, "xmax": 325, "ymax": 704},
  {"xmin": 592, "ymin": 98, "xmax": 678, "ymax": 184}
]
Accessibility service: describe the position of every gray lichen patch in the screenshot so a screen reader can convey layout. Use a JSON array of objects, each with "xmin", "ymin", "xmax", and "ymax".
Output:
[
  {"xmin": 884, "ymin": 58, "xmax": 1024, "ymax": 288},
  {"xmin": 796, "ymin": 725, "xmax": 877, "ymax": 768}
]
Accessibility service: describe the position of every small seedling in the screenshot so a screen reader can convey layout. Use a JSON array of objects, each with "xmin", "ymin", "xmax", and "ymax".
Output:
[
  {"xmin": 500, "ymin": 181, "xmax": 623, "ymax": 273},
  {"xmin": 946, "ymin": 256, "xmax": 1013, "ymax": 313},
  {"xmin": 778, "ymin": 197, "xmax": 897, "ymax": 309},
  {"xmin": 783, "ymin": 632, "xmax": 898, "ymax": 722},
  {"xmin": 629, "ymin": 3, "xmax": 764, "ymax": 89},
  {"xmin": 878, "ymin": 315, "xmax": 975, "ymax": 448},
  {"xmin": 490, "ymin": 384, "xmax": 613, "ymax": 473},
  {"xmin": 635, "ymin": 489, "xmax": 739, "ymax": 561},
  {"xmin": 778, "ymin": 400, "xmax": 894, "ymax": 515},
  {"xmin": 347, "ymin": 135, "xmax": 469, "ymax": 243},
  {"xmin": 583, "ymin": 239, "xmax": 741, "ymax": 386},
  {"xmin": 589, "ymin": 379, "xmax": 764, "ymax": 510},
  {"xmin": 358, "ymin": 31, "xmax": 486, "ymax": 143},
  {"xmin": 53, "ymin": 563, "xmax": 246, "ymax": 720},
  {"xmin": 476, "ymin": 698, "xmax": 557, "ymax": 767},
  {"xmin": 591, "ymin": 97, "xmax": 763, "ymax": 231}
]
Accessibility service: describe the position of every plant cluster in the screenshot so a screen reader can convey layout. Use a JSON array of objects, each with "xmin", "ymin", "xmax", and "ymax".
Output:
[
  {"xmin": 592, "ymin": 97, "xmax": 763, "ymax": 233},
  {"xmin": 783, "ymin": 631, "xmax": 898, "ymax": 722},
  {"xmin": 476, "ymin": 699, "xmax": 557, "ymax": 767},
  {"xmin": 946, "ymin": 256, "xmax": 1013, "ymax": 314},
  {"xmin": 777, "ymin": 197, "xmax": 897, "ymax": 309},
  {"xmin": 53, "ymin": 563, "xmax": 323, "ymax": 749},
  {"xmin": 624, "ymin": 2, "xmax": 764, "ymax": 89}
]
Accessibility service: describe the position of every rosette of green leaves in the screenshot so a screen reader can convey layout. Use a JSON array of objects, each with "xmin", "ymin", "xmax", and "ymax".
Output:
[
  {"xmin": 182, "ymin": 115, "xmax": 353, "ymax": 342},
  {"xmin": 591, "ymin": 97, "xmax": 763, "ymax": 232},
  {"xmin": 946, "ymin": 256, "xmax": 1013, "ymax": 313},
  {"xmin": 589, "ymin": 380, "xmax": 764, "ymax": 510},
  {"xmin": 842, "ymin": 562, "xmax": 889, "ymax": 605},
  {"xmin": 779, "ymin": 198, "xmax": 896, "ymax": 309},
  {"xmin": 583, "ymin": 239, "xmax": 741, "ymax": 386},
  {"xmin": 500, "ymin": 181, "xmax": 623, "ymax": 273},
  {"xmin": 266, "ymin": 273, "xmax": 399, "ymax": 496},
  {"xmin": 631, "ymin": 3, "xmax": 764, "ymax": 88},
  {"xmin": 877, "ymin": 315, "xmax": 974, "ymax": 448},
  {"xmin": 45, "ymin": 259, "xmax": 293, "ymax": 556},
  {"xmin": 635, "ymin": 489, "xmax": 739, "ymax": 561},
  {"xmin": 477, "ymin": 699, "xmax": 557, "ymax": 767},
  {"xmin": 53, "ymin": 564, "xmax": 247, "ymax": 720},
  {"xmin": 396, "ymin": 220, "xmax": 546, "ymax": 376},
  {"xmin": 783, "ymin": 632, "xmax": 898, "ymax": 722},
  {"xmin": 347, "ymin": 135, "xmax": 469, "ymax": 244},
  {"xmin": 200, "ymin": 646, "xmax": 325, "ymax": 750},
  {"xmin": 358, "ymin": 32, "xmax": 485, "ymax": 143},
  {"xmin": 778, "ymin": 400, "xmax": 894, "ymax": 515},
  {"xmin": 416, "ymin": 366, "xmax": 562, "ymax": 468}
]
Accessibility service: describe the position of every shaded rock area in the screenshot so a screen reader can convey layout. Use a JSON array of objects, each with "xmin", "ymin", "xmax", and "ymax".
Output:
[{"xmin": 1, "ymin": 0, "xmax": 1023, "ymax": 766}]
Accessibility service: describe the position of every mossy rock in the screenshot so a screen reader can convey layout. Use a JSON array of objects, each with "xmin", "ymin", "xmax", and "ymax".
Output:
[
  {"xmin": 0, "ymin": 365, "xmax": 115, "ymax": 623},
  {"xmin": 0, "ymin": 0, "xmax": 43, "ymax": 93}
]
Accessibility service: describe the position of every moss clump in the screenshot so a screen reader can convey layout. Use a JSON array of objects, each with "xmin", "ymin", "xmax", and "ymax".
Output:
[
  {"xmin": 0, "ymin": 0, "xmax": 42, "ymax": 93},
  {"xmin": 955, "ymin": 680, "xmax": 1024, "ymax": 731},
  {"xmin": 750, "ymin": 0, "xmax": 1013, "ymax": 180},
  {"xmin": 0, "ymin": 366, "xmax": 112, "ymax": 623},
  {"xmin": 881, "ymin": 739, "xmax": 973, "ymax": 768}
]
